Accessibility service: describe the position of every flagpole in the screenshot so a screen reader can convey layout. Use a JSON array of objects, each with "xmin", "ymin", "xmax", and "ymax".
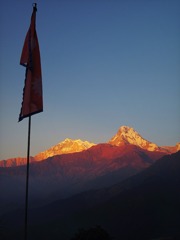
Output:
[
  {"xmin": 19, "ymin": 3, "xmax": 43, "ymax": 238},
  {"xmin": 24, "ymin": 115, "xmax": 31, "ymax": 240}
]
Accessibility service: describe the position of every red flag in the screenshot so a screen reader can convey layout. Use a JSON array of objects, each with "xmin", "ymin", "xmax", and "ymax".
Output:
[{"xmin": 19, "ymin": 5, "xmax": 43, "ymax": 122}]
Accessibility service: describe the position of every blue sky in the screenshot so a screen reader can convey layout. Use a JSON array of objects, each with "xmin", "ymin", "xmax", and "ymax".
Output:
[{"xmin": 0, "ymin": 0, "xmax": 180, "ymax": 159}]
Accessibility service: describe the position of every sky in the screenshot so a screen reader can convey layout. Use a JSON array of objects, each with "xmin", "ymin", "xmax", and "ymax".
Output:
[{"xmin": 0, "ymin": 0, "xmax": 180, "ymax": 159}]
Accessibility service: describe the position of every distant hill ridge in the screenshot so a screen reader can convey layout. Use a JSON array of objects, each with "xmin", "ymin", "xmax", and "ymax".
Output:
[{"xmin": 3, "ymin": 151, "xmax": 180, "ymax": 240}]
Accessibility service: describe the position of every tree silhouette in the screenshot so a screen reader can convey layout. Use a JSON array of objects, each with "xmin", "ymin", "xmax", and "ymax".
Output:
[{"xmin": 71, "ymin": 225, "xmax": 112, "ymax": 240}]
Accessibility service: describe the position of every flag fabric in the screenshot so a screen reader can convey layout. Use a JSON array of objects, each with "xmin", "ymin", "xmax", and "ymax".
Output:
[{"xmin": 19, "ymin": 5, "xmax": 43, "ymax": 122}]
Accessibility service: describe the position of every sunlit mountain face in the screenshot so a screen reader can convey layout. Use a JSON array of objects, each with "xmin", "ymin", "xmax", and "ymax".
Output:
[
  {"xmin": 2, "ymin": 151, "xmax": 180, "ymax": 240},
  {"xmin": 34, "ymin": 138, "xmax": 95, "ymax": 161},
  {"xmin": 0, "ymin": 126, "xmax": 179, "ymax": 239},
  {"xmin": 0, "ymin": 125, "xmax": 179, "ymax": 167},
  {"xmin": 161, "ymin": 142, "xmax": 180, "ymax": 153},
  {"xmin": 108, "ymin": 126, "xmax": 174, "ymax": 152},
  {"xmin": 0, "ymin": 144, "xmax": 165, "ymax": 208},
  {"xmin": 0, "ymin": 156, "xmax": 35, "ymax": 167}
]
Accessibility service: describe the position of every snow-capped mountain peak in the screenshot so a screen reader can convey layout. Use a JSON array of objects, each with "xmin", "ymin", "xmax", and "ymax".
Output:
[
  {"xmin": 1, "ymin": 125, "xmax": 179, "ymax": 167},
  {"xmin": 108, "ymin": 126, "xmax": 162, "ymax": 152},
  {"xmin": 34, "ymin": 138, "xmax": 95, "ymax": 161}
]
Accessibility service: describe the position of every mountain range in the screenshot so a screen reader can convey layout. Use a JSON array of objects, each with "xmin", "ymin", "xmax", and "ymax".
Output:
[
  {"xmin": 30, "ymin": 151, "xmax": 180, "ymax": 240},
  {"xmin": 0, "ymin": 126, "xmax": 179, "ymax": 167},
  {"xmin": 2, "ymin": 151, "xmax": 180, "ymax": 240},
  {"xmin": 0, "ymin": 126, "xmax": 179, "ymax": 208},
  {"xmin": 0, "ymin": 125, "xmax": 180, "ymax": 239}
]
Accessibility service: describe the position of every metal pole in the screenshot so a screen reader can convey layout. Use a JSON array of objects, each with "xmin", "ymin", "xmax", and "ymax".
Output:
[{"xmin": 24, "ymin": 116, "xmax": 31, "ymax": 240}]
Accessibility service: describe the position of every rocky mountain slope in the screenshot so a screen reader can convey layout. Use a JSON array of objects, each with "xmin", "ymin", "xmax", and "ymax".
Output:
[
  {"xmin": 1, "ymin": 125, "xmax": 179, "ymax": 167},
  {"xmin": 109, "ymin": 126, "xmax": 170, "ymax": 152},
  {"xmin": 0, "ymin": 144, "xmax": 165, "ymax": 214},
  {"xmin": 3, "ymin": 151, "xmax": 180, "ymax": 240},
  {"xmin": 0, "ymin": 156, "xmax": 35, "ymax": 167},
  {"xmin": 162, "ymin": 142, "xmax": 180, "ymax": 153},
  {"xmin": 34, "ymin": 138, "xmax": 95, "ymax": 161}
]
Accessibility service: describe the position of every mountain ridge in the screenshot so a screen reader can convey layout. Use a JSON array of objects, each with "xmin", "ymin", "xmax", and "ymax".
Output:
[
  {"xmin": 0, "ymin": 144, "xmax": 166, "ymax": 214},
  {"xmin": 0, "ymin": 125, "xmax": 179, "ymax": 167},
  {"xmin": 34, "ymin": 138, "xmax": 95, "ymax": 161},
  {"xmin": 109, "ymin": 126, "xmax": 168, "ymax": 152},
  {"xmin": 3, "ymin": 151, "xmax": 180, "ymax": 240}
]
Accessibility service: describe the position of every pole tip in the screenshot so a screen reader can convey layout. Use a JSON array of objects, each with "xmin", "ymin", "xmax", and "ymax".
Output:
[{"xmin": 33, "ymin": 3, "xmax": 37, "ymax": 11}]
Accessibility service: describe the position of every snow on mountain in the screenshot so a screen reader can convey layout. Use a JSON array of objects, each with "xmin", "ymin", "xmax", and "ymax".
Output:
[
  {"xmin": 162, "ymin": 142, "xmax": 180, "ymax": 153},
  {"xmin": 34, "ymin": 138, "xmax": 95, "ymax": 161},
  {"xmin": 1, "ymin": 125, "xmax": 178, "ymax": 166},
  {"xmin": 108, "ymin": 126, "xmax": 168, "ymax": 152}
]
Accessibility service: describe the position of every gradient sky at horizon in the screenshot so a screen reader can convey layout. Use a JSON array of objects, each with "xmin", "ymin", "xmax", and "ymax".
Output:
[{"xmin": 0, "ymin": 0, "xmax": 180, "ymax": 159}]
